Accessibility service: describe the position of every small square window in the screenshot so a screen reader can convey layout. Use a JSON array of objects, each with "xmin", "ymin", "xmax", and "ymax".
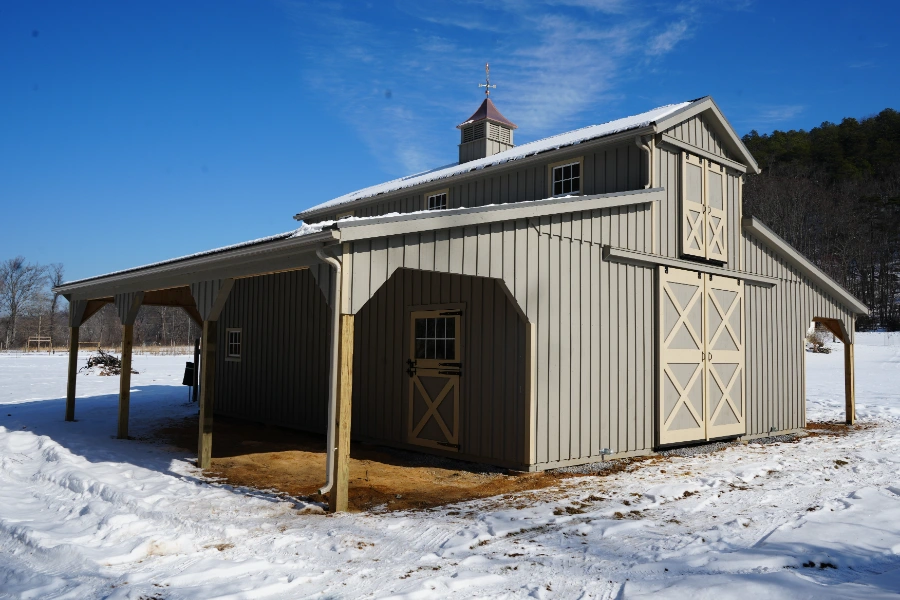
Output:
[
  {"xmin": 552, "ymin": 161, "xmax": 581, "ymax": 197},
  {"xmin": 226, "ymin": 329, "xmax": 242, "ymax": 361},
  {"xmin": 427, "ymin": 192, "xmax": 448, "ymax": 210}
]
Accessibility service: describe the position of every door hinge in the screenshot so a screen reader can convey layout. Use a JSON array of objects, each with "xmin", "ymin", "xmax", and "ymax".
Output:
[
  {"xmin": 437, "ymin": 441, "xmax": 460, "ymax": 449},
  {"xmin": 438, "ymin": 370, "xmax": 462, "ymax": 376},
  {"xmin": 440, "ymin": 310, "xmax": 463, "ymax": 316},
  {"xmin": 439, "ymin": 362, "xmax": 462, "ymax": 368}
]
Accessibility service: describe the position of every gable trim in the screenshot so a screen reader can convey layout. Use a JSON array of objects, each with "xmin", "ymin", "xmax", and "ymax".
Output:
[
  {"xmin": 742, "ymin": 216, "xmax": 868, "ymax": 314},
  {"xmin": 654, "ymin": 97, "xmax": 760, "ymax": 174}
]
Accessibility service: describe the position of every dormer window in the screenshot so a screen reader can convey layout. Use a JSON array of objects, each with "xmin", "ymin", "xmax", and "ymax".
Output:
[
  {"xmin": 550, "ymin": 159, "xmax": 582, "ymax": 197},
  {"xmin": 427, "ymin": 191, "xmax": 448, "ymax": 210}
]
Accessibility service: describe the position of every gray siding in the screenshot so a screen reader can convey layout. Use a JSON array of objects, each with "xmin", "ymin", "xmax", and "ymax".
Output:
[
  {"xmin": 318, "ymin": 142, "xmax": 647, "ymax": 222},
  {"xmin": 214, "ymin": 269, "xmax": 330, "ymax": 432},
  {"xmin": 742, "ymin": 230, "xmax": 854, "ymax": 436},
  {"xmin": 352, "ymin": 268, "xmax": 528, "ymax": 466},
  {"xmin": 346, "ymin": 208, "xmax": 656, "ymax": 468},
  {"xmin": 663, "ymin": 114, "xmax": 734, "ymax": 160}
]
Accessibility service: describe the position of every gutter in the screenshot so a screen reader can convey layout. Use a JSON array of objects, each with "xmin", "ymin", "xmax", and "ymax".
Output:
[{"xmin": 316, "ymin": 247, "xmax": 342, "ymax": 496}]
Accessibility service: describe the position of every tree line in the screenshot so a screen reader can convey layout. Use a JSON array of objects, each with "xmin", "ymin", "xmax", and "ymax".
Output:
[
  {"xmin": 742, "ymin": 108, "xmax": 900, "ymax": 330},
  {"xmin": 0, "ymin": 257, "xmax": 198, "ymax": 351}
]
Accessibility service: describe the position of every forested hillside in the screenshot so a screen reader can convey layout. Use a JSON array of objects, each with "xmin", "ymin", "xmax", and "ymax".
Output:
[{"xmin": 742, "ymin": 108, "xmax": 900, "ymax": 330}]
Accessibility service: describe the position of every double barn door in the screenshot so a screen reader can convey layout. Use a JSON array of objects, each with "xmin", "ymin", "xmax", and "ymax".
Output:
[{"xmin": 659, "ymin": 266, "xmax": 745, "ymax": 445}]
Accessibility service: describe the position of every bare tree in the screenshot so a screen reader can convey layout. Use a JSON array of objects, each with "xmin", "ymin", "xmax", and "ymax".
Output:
[
  {"xmin": 0, "ymin": 257, "xmax": 47, "ymax": 349},
  {"xmin": 47, "ymin": 263, "xmax": 66, "ymax": 352}
]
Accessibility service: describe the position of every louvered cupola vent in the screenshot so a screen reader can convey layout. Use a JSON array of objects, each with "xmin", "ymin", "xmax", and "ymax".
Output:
[{"xmin": 456, "ymin": 98, "xmax": 517, "ymax": 164}]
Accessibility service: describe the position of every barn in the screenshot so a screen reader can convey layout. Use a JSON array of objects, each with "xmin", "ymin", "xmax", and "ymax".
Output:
[{"xmin": 55, "ymin": 95, "xmax": 868, "ymax": 511}]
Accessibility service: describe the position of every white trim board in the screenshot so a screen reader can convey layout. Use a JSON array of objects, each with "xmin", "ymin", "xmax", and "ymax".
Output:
[{"xmin": 334, "ymin": 188, "xmax": 664, "ymax": 242}]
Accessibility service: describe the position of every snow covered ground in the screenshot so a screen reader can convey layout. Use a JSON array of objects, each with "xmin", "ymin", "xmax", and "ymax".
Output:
[{"xmin": 1, "ymin": 333, "xmax": 899, "ymax": 599}]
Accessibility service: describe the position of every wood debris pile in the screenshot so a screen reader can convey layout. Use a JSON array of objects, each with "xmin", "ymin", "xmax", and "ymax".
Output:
[{"xmin": 79, "ymin": 349, "xmax": 139, "ymax": 376}]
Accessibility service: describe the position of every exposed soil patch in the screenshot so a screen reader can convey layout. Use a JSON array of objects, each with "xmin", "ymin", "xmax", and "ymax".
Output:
[
  {"xmin": 149, "ymin": 416, "xmax": 872, "ymax": 513},
  {"xmin": 806, "ymin": 420, "xmax": 875, "ymax": 438},
  {"xmin": 151, "ymin": 415, "xmax": 572, "ymax": 512}
]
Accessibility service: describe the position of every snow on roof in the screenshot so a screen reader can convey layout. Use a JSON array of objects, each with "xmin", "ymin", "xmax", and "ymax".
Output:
[
  {"xmin": 297, "ymin": 100, "xmax": 693, "ymax": 218},
  {"xmin": 56, "ymin": 221, "xmax": 336, "ymax": 289}
]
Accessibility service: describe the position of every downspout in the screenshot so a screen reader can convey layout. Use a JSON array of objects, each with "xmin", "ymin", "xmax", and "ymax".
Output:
[
  {"xmin": 316, "ymin": 246, "xmax": 342, "ymax": 495},
  {"xmin": 635, "ymin": 135, "xmax": 652, "ymax": 188},
  {"xmin": 636, "ymin": 135, "xmax": 657, "ymax": 253}
]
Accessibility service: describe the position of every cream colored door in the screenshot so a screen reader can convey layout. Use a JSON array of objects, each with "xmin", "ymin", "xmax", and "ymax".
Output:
[
  {"xmin": 658, "ymin": 266, "xmax": 707, "ymax": 445},
  {"xmin": 705, "ymin": 161, "xmax": 728, "ymax": 263},
  {"xmin": 681, "ymin": 153, "xmax": 707, "ymax": 260},
  {"xmin": 705, "ymin": 275, "xmax": 745, "ymax": 438},
  {"xmin": 407, "ymin": 310, "xmax": 462, "ymax": 451}
]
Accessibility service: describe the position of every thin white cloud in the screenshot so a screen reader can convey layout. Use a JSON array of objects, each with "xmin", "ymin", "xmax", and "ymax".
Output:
[
  {"xmin": 283, "ymin": 1, "xmax": 712, "ymax": 178},
  {"xmin": 647, "ymin": 20, "xmax": 691, "ymax": 55},
  {"xmin": 756, "ymin": 105, "xmax": 806, "ymax": 122}
]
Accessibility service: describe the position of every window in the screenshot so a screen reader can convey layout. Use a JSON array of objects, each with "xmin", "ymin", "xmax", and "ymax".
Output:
[
  {"xmin": 426, "ymin": 190, "xmax": 449, "ymax": 211},
  {"xmin": 551, "ymin": 160, "xmax": 581, "ymax": 196},
  {"xmin": 226, "ymin": 329, "xmax": 242, "ymax": 361},
  {"xmin": 414, "ymin": 317, "xmax": 456, "ymax": 360}
]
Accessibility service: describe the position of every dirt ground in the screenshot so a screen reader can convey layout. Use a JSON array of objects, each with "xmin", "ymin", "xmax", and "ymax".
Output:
[
  {"xmin": 150, "ymin": 417, "xmax": 863, "ymax": 513},
  {"xmin": 152, "ymin": 415, "xmax": 572, "ymax": 512}
]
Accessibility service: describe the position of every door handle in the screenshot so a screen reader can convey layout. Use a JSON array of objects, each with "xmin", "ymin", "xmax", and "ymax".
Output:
[{"xmin": 708, "ymin": 352, "xmax": 712, "ymax": 361}]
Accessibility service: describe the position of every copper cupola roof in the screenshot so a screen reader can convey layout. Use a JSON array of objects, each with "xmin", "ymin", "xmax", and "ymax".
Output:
[{"xmin": 457, "ymin": 98, "xmax": 518, "ymax": 130}]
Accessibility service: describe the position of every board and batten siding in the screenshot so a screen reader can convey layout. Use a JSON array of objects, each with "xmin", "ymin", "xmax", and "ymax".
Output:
[
  {"xmin": 741, "ymin": 230, "xmax": 855, "ymax": 437},
  {"xmin": 214, "ymin": 269, "xmax": 330, "ymax": 432},
  {"xmin": 316, "ymin": 142, "xmax": 647, "ymax": 222},
  {"xmin": 352, "ymin": 268, "xmax": 528, "ymax": 467},
  {"xmin": 662, "ymin": 114, "xmax": 735, "ymax": 161},
  {"xmin": 345, "ymin": 204, "xmax": 656, "ymax": 469}
]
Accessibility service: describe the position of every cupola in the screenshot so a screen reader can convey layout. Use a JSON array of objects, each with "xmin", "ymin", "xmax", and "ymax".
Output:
[{"xmin": 457, "ymin": 64, "xmax": 517, "ymax": 164}]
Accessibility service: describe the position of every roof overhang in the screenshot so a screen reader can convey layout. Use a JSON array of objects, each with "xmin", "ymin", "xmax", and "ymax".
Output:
[
  {"xmin": 54, "ymin": 230, "xmax": 339, "ymax": 301},
  {"xmin": 742, "ymin": 216, "xmax": 868, "ymax": 314}
]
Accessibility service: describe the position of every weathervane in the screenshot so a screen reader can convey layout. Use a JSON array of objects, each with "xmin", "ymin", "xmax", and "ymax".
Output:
[{"xmin": 478, "ymin": 63, "xmax": 496, "ymax": 97}]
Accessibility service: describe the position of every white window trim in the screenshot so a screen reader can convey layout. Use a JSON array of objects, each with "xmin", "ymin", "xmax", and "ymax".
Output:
[
  {"xmin": 425, "ymin": 189, "xmax": 450, "ymax": 211},
  {"xmin": 548, "ymin": 157, "xmax": 584, "ymax": 198},
  {"xmin": 225, "ymin": 328, "xmax": 242, "ymax": 362}
]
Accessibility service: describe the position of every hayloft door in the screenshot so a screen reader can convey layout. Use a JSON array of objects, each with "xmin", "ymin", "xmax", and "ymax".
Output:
[
  {"xmin": 658, "ymin": 267, "xmax": 707, "ymax": 445},
  {"xmin": 407, "ymin": 309, "xmax": 462, "ymax": 451},
  {"xmin": 704, "ymin": 275, "xmax": 745, "ymax": 439},
  {"xmin": 681, "ymin": 153, "xmax": 729, "ymax": 263},
  {"xmin": 705, "ymin": 161, "xmax": 728, "ymax": 263},
  {"xmin": 681, "ymin": 152, "xmax": 707, "ymax": 260}
]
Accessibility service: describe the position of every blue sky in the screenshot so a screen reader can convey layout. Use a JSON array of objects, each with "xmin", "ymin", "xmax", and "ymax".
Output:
[{"xmin": 1, "ymin": 0, "xmax": 896, "ymax": 282}]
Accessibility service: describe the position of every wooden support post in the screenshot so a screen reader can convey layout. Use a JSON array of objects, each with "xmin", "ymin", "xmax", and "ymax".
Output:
[
  {"xmin": 329, "ymin": 314, "xmax": 355, "ymax": 513},
  {"xmin": 845, "ymin": 342, "xmax": 856, "ymax": 425},
  {"xmin": 198, "ymin": 321, "xmax": 217, "ymax": 469},
  {"xmin": 65, "ymin": 326, "xmax": 79, "ymax": 421},
  {"xmin": 117, "ymin": 324, "xmax": 134, "ymax": 439}
]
